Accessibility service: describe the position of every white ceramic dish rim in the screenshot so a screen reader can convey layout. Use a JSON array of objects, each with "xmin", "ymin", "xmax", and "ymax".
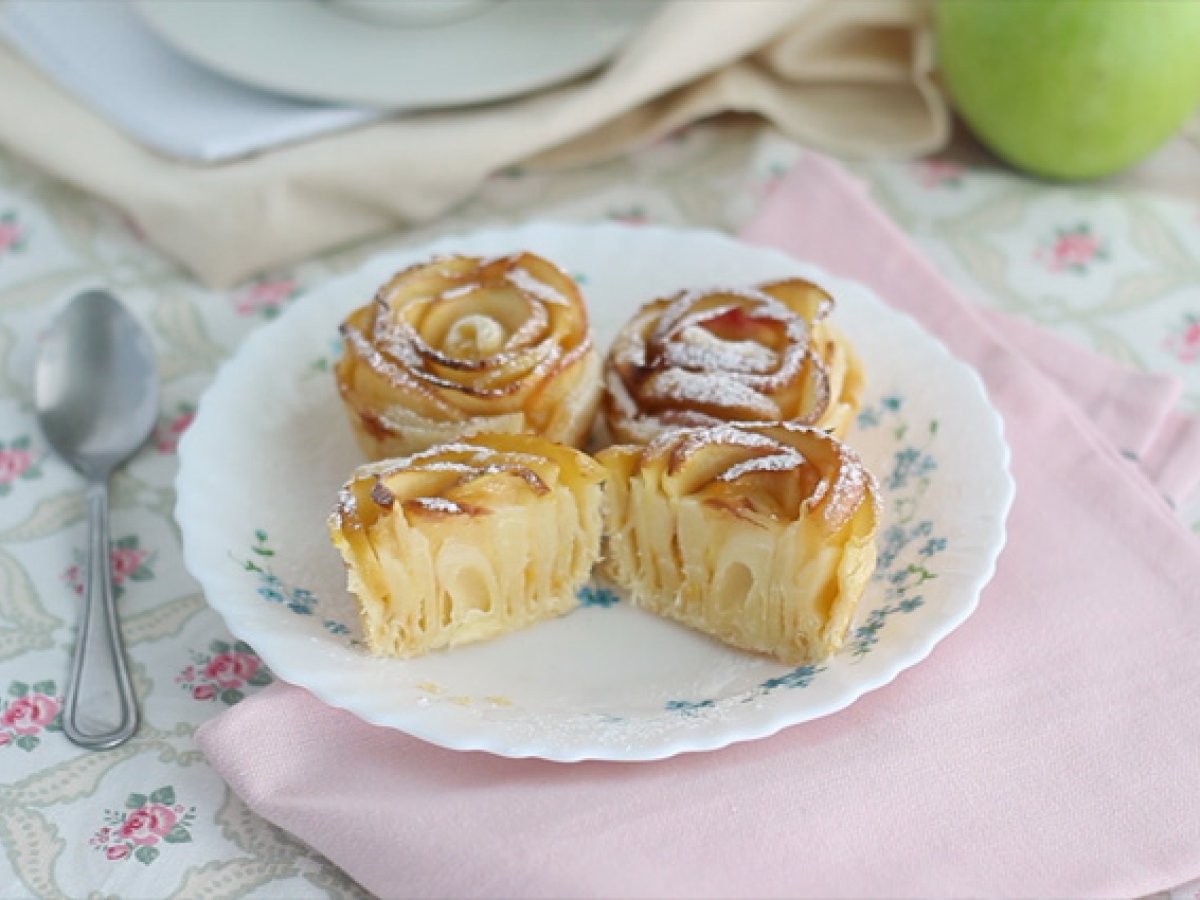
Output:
[
  {"xmin": 175, "ymin": 222, "xmax": 1015, "ymax": 762},
  {"xmin": 133, "ymin": 0, "xmax": 661, "ymax": 109}
]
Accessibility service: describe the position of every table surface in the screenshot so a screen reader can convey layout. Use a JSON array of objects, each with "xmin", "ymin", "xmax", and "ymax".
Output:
[{"xmin": 0, "ymin": 124, "xmax": 1198, "ymax": 899}]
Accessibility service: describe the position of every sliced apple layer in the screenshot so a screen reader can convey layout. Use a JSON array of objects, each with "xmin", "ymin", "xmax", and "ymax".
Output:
[
  {"xmin": 329, "ymin": 433, "xmax": 606, "ymax": 657},
  {"xmin": 597, "ymin": 422, "xmax": 880, "ymax": 665}
]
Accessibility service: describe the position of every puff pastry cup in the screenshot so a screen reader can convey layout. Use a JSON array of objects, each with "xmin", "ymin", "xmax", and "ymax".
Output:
[
  {"xmin": 597, "ymin": 422, "xmax": 880, "ymax": 665},
  {"xmin": 603, "ymin": 279, "xmax": 865, "ymax": 444},
  {"xmin": 328, "ymin": 433, "xmax": 606, "ymax": 657},
  {"xmin": 336, "ymin": 252, "xmax": 602, "ymax": 460}
]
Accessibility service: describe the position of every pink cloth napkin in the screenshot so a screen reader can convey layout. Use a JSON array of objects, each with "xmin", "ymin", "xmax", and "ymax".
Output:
[{"xmin": 198, "ymin": 154, "xmax": 1200, "ymax": 899}]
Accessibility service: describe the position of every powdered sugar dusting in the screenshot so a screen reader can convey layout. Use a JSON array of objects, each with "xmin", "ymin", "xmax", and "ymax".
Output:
[
  {"xmin": 605, "ymin": 283, "xmax": 842, "ymax": 438},
  {"xmin": 408, "ymin": 452, "xmax": 550, "ymax": 495},
  {"xmin": 718, "ymin": 450, "xmax": 806, "ymax": 482},
  {"xmin": 506, "ymin": 266, "xmax": 571, "ymax": 307},
  {"xmin": 504, "ymin": 300, "xmax": 549, "ymax": 349},
  {"xmin": 653, "ymin": 423, "xmax": 781, "ymax": 470},
  {"xmin": 344, "ymin": 253, "xmax": 589, "ymax": 412},
  {"xmin": 818, "ymin": 442, "xmax": 878, "ymax": 529},
  {"xmin": 407, "ymin": 461, "xmax": 481, "ymax": 475},
  {"xmin": 605, "ymin": 369, "xmax": 640, "ymax": 420},
  {"xmin": 644, "ymin": 369, "xmax": 779, "ymax": 418},
  {"xmin": 440, "ymin": 283, "xmax": 479, "ymax": 301},
  {"xmin": 663, "ymin": 326, "xmax": 778, "ymax": 374},
  {"xmin": 647, "ymin": 422, "xmax": 878, "ymax": 530},
  {"xmin": 653, "ymin": 287, "xmax": 779, "ymax": 341},
  {"xmin": 408, "ymin": 496, "xmax": 467, "ymax": 514}
]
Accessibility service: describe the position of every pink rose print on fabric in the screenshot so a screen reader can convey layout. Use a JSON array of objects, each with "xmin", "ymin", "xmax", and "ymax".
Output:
[
  {"xmin": 0, "ymin": 436, "xmax": 42, "ymax": 496},
  {"xmin": 2, "ymin": 694, "xmax": 58, "ymax": 735},
  {"xmin": 154, "ymin": 404, "xmax": 196, "ymax": 453},
  {"xmin": 0, "ymin": 210, "xmax": 28, "ymax": 256},
  {"xmin": 233, "ymin": 277, "xmax": 300, "ymax": 319},
  {"xmin": 0, "ymin": 447, "xmax": 32, "ymax": 482},
  {"xmin": 1037, "ymin": 224, "xmax": 1109, "ymax": 273},
  {"xmin": 1164, "ymin": 313, "xmax": 1200, "ymax": 364},
  {"xmin": 1, "ymin": 680, "xmax": 64, "ymax": 751},
  {"xmin": 119, "ymin": 803, "xmax": 178, "ymax": 845},
  {"xmin": 111, "ymin": 545, "xmax": 147, "ymax": 582},
  {"xmin": 204, "ymin": 651, "xmax": 261, "ymax": 688},
  {"xmin": 91, "ymin": 787, "xmax": 197, "ymax": 865},
  {"xmin": 62, "ymin": 535, "xmax": 155, "ymax": 600},
  {"xmin": 914, "ymin": 159, "xmax": 966, "ymax": 188},
  {"xmin": 62, "ymin": 563, "xmax": 82, "ymax": 596},
  {"xmin": 176, "ymin": 639, "xmax": 272, "ymax": 705}
]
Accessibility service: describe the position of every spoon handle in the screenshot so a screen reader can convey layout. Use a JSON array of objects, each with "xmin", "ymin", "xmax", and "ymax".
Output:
[{"xmin": 63, "ymin": 479, "xmax": 140, "ymax": 750}]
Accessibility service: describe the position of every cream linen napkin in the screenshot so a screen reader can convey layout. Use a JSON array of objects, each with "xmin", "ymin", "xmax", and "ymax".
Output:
[{"xmin": 0, "ymin": 0, "xmax": 946, "ymax": 287}]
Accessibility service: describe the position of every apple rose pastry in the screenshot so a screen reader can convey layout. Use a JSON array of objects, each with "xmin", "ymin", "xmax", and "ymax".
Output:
[
  {"xmin": 328, "ymin": 433, "xmax": 606, "ymax": 657},
  {"xmin": 603, "ymin": 279, "xmax": 864, "ymax": 444},
  {"xmin": 336, "ymin": 252, "xmax": 602, "ymax": 460},
  {"xmin": 597, "ymin": 422, "xmax": 879, "ymax": 664}
]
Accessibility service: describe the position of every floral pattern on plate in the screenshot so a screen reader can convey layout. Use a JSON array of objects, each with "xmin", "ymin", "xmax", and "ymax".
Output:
[{"xmin": 237, "ymin": 530, "xmax": 353, "ymax": 638}]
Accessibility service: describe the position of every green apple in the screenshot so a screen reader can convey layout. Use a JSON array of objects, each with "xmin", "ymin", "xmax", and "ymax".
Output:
[{"xmin": 935, "ymin": 0, "xmax": 1200, "ymax": 180}]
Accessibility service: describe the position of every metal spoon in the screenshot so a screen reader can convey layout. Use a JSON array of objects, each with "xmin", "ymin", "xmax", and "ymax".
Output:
[{"xmin": 35, "ymin": 289, "xmax": 159, "ymax": 750}]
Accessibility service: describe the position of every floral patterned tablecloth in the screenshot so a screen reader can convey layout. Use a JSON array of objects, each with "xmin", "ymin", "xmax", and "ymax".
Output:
[{"xmin": 0, "ymin": 124, "xmax": 1198, "ymax": 899}]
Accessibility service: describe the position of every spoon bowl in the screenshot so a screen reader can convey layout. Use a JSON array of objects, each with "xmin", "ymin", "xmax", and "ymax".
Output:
[
  {"xmin": 37, "ymin": 290, "xmax": 160, "ymax": 477},
  {"xmin": 35, "ymin": 289, "xmax": 159, "ymax": 750}
]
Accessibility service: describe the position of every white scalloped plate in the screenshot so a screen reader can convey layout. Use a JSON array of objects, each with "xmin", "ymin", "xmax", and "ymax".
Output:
[{"xmin": 176, "ymin": 223, "xmax": 1013, "ymax": 762}]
